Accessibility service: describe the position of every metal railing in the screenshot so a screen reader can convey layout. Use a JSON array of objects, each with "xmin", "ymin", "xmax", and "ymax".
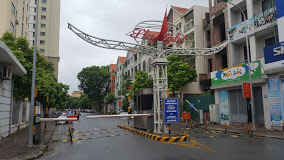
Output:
[{"xmin": 184, "ymin": 20, "xmax": 194, "ymax": 33}]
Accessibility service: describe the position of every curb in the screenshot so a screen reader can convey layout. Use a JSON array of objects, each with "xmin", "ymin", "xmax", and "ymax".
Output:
[{"xmin": 117, "ymin": 124, "xmax": 190, "ymax": 142}]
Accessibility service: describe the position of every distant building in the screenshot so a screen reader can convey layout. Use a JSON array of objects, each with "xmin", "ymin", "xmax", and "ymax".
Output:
[
  {"xmin": 110, "ymin": 64, "xmax": 116, "ymax": 94},
  {"xmin": 71, "ymin": 91, "xmax": 84, "ymax": 98}
]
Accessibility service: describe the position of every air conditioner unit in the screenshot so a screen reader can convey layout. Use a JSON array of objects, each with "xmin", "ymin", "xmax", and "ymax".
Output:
[
  {"xmin": 2, "ymin": 66, "xmax": 12, "ymax": 80},
  {"xmin": 15, "ymin": 20, "xmax": 19, "ymax": 25}
]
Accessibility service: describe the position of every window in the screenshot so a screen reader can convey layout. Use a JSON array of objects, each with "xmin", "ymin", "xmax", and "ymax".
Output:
[
  {"xmin": 21, "ymin": 23, "xmax": 24, "ymax": 36},
  {"xmin": 220, "ymin": 22, "xmax": 226, "ymax": 42},
  {"xmin": 265, "ymin": 36, "xmax": 279, "ymax": 47},
  {"xmin": 10, "ymin": 23, "xmax": 14, "ymax": 33},
  {"xmin": 41, "ymin": 24, "xmax": 46, "ymax": 28},
  {"xmin": 40, "ymin": 49, "xmax": 45, "ymax": 53},
  {"xmin": 33, "ymin": 32, "xmax": 35, "ymax": 37},
  {"xmin": 241, "ymin": 10, "xmax": 248, "ymax": 22},
  {"xmin": 35, "ymin": 0, "xmax": 37, "ymax": 4},
  {"xmin": 11, "ymin": 2, "xmax": 15, "ymax": 16},
  {"xmin": 41, "ymin": 15, "xmax": 46, "ymax": 20},
  {"xmin": 33, "ymin": 24, "xmax": 35, "ymax": 28},
  {"xmin": 243, "ymin": 46, "xmax": 251, "ymax": 62},
  {"xmin": 143, "ymin": 61, "xmax": 146, "ymax": 71},
  {"xmin": 262, "ymin": 0, "xmax": 275, "ymax": 12},
  {"xmin": 22, "ymin": 8, "xmax": 25, "ymax": 20},
  {"xmin": 34, "ymin": 15, "xmax": 36, "ymax": 20},
  {"xmin": 221, "ymin": 53, "xmax": 228, "ymax": 69},
  {"xmin": 34, "ymin": 8, "xmax": 36, "ymax": 12},
  {"xmin": 40, "ymin": 40, "xmax": 45, "ymax": 45},
  {"xmin": 208, "ymin": 58, "xmax": 212, "ymax": 73},
  {"xmin": 41, "ymin": 7, "xmax": 46, "ymax": 12},
  {"xmin": 40, "ymin": 32, "xmax": 45, "ymax": 36},
  {"xmin": 42, "ymin": 0, "xmax": 47, "ymax": 3}
]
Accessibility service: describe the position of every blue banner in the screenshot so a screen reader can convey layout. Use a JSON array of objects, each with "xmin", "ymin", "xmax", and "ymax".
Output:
[
  {"xmin": 164, "ymin": 98, "xmax": 179, "ymax": 124},
  {"xmin": 264, "ymin": 41, "xmax": 284, "ymax": 64},
  {"xmin": 268, "ymin": 75, "xmax": 282, "ymax": 126},
  {"xmin": 218, "ymin": 91, "xmax": 229, "ymax": 122},
  {"xmin": 276, "ymin": 0, "xmax": 284, "ymax": 18}
]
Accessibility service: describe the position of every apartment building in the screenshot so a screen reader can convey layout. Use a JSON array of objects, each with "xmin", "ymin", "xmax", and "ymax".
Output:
[
  {"xmin": 27, "ymin": 0, "xmax": 60, "ymax": 79},
  {"xmin": 0, "ymin": 0, "xmax": 30, "ymax": 38},
  {"xmin": 114, "ymin": 56, "xmax": 126, "ymax": 112},
  {"xmin": 71, "ymin": 91, "xmax": 84, "ymax": 98},
  {"xmin": 209, "ymin": 0, "xmax": 281, "ymax": 129},
  {"xmin": 110, "ymin": 64, "xmax": 116, "ymax": 94},
  {"xmin": 0, "ymin": 0, "xmax": 61, "ymax": 79},
  {"xmin": 168, "ymin": 6, "xmax": 209, "ymax": 98}
]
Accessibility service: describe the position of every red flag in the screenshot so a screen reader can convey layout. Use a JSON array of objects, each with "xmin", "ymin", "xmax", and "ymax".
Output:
[{"xmin": 157, "ymin": 8, "xmax": 168, "ymax": 41}]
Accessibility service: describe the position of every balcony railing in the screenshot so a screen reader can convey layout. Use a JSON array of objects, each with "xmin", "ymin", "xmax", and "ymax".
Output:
[
  {"xmin": 228, "ymin": 7, "xmax": 277, "ymax": 42},
  {"xmin": 184, "ymin": 20, "xmax": 194, "ymax": 33}
]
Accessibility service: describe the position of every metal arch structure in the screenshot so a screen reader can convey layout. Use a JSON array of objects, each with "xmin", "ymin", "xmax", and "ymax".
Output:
[{"xmin": 68, "ymin": 23, "xmax": 229, "ymax": 134}]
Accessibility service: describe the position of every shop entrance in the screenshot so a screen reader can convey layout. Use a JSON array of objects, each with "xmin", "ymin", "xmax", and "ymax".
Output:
[{"xmin": 229, "ymin": 87, "xmax": 264, "ymax": 124}]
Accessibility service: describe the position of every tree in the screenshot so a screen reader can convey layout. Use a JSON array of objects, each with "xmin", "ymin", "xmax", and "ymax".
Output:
[
  {"xmin": 105, "ymin": 93, "xmax": 115, "ymax": 105},
  {"xmin": 129, "ymin": 71, "xmax": 153, "ymax": 98},
  {"xmin": 0, "ymin": 32, "xmax": 70, "ymax": 108},
  {"xmin": 77, "ymin": 65, "xmax": 110, "ymax": 111},
  {"xmin": 167, "ymin": 56, "xmax": 197, "ymax": 97},
  {"xmin": 122, "ymin": 97, "xmax": 129, "ymax": 112},
  {"xmin": 118, "ymin": 73, "xmax": 131, "ymax": 96}
]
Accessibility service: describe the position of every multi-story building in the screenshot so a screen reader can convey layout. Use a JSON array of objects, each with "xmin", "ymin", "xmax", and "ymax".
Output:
[
  {"xmin": 168, "ymin": 5, "xmax": 209, "ymax": 99},
  {"xmin": 210, "ymin": 0, "xmax": 281, "ymax": 129},
  {"xmin": 71, "ymin": 91, "xmax": 84, "ymax": 98},
  {"xmin": 0, "ymin": 0, "xmax": 30, "ymax": 38},
  {"xmin": 110, "ymin": 64, "xmax": 116, "ymax": 94},
  {"xmin": 0, "ymin": 0, "xmax": 61, "ymax": 79},
  {"xmin": 114, "ymin": 56, "xmax": 126, "ymax": 112},
  {"xmin": 27, "ymin": 0, "xmax": 60, "ymax": 79}
]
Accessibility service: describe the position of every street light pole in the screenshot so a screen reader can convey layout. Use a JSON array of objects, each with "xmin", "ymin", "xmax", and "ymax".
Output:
[
  {"xmin": 225, "ymin": 1, "xmax": 256, "ymax": 131},
  {"xmin": 28, "ymin": 0, "xmax": 39, "ymax": 147}
]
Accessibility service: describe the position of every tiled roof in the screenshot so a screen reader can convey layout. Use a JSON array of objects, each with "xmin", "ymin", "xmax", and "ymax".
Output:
[
  {"xmin": 118, "ymin": 56, "xmax": 126, "ymax": 64},
  {"xmin": 110, "ymin": 64, "xmax": 116, "ymax": 70},
  {"xmin": 171, "ymin": 6, "xmax": 189, "ymax": 14}
]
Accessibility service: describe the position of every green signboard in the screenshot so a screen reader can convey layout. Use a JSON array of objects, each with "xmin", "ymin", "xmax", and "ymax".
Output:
[{"xmin": 211, "ymin": 60, "xmax": 262, "ymax": 86}]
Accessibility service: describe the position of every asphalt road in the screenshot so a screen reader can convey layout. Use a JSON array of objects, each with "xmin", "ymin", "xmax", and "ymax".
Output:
[{"xmin": 40, "ymin": 113, "xmax": 284, "ymax": 160}]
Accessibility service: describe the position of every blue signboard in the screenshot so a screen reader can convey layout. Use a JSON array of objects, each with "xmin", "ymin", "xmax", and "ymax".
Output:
[
  {"xmin": 276, "ymin": 0, "xmax": 284, "ymax": 18},
  {"xmin": 164, "ymin": 98, "xmax": 179, "ymax": 124},
  {"xmin": 268, "ymin": 75, "xmax": 282, "ymax": 126},
  {"xmin": 264, "ymin": 41, "xmax": 284, "ymax": 64}
]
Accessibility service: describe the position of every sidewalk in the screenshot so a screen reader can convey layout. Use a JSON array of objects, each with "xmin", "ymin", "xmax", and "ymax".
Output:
[
  {"xmin": 0, "ymin": 121, "xmax": 56, "ymax": 160},
  {"xmin": 172, "ymin": 121, "xmax": 284, "ymax": 139}
]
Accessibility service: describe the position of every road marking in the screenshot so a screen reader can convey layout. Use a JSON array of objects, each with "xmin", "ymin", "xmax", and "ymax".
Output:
[
  {"xmin": 209, "ymin": 136, "xmax": 214, "ymax": 138},
  {"xmin": 61, "ymin": 134, "xmax": 129, "ymax": 142},
  {"xmin": 231, "ymin": 135, "xmax": 238, "ymax": 138},
  {"xmin": 167, "ymin": 139, "xmax": 215, "ymax": 152},
  {"xmin": 111, "ymin": 135, "xmax": 116, "ymax": 137},
  {"xmin": 211, "ymin": 131, "xmax": 216, "ymax": 133}
]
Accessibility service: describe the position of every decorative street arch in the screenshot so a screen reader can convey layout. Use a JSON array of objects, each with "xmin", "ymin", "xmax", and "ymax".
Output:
[{"xmin": 68, "ymin": 12, "xmax": 229, "ymax": 134}]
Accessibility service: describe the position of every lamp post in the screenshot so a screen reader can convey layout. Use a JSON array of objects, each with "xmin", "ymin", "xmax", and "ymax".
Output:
[{"xmin": 221, "ymin": 0, "xmax": 256, "ymax": 131}]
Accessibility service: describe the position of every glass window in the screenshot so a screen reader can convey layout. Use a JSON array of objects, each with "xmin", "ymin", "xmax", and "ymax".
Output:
[
  {"xmin": 40, "ymin": 49, "xmax": 45, "ymax": 53},
  {"xmin": 11, "ymin": 2, "xmax": 15, "ymax": 16},
  {"xmin": 10, "ymin": 23, "xmax": 14, "ymax": 33},
  {"xmin": 40, "ymin": 40, "xmax": 45, "ymax": 45},
  {"xmin": 33, "ymin": 32, "xmax": 35, "ymax": 37},
  {"xmin": 41, "ymin": 24, "xmax": 46, "ymax": 28},
  {"xmin": 41, "ymin": 15, "xmax": 46, "ymax": 20},
  {"xmin": 41, "ymin": 7, "xmax": 46, "ymax": 12},
  {"xmin": 42, "ymin": 0, "xmax": 47, "ymax": 3},
  {"xmin": 40, "ymin": 32, "xmax": 45, "ymax": 36},
  {"xmin": 265, "ymin": 36, "xmax": 279, "ymax": 47},
  {"xmin": 262, "ymin": 0, "xmax": 275, "ymax": 12}
]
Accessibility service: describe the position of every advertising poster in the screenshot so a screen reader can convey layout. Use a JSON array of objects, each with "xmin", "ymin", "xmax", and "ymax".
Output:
[
  {"xmin": 211, "ymin": 60, "xmax": 261, "ymax": 86},
  {"xmin": 164, "ymin": 98, "xmax": 179, "ymax": 124},
  {"xmin": 218, "ymin": 91, "xmax": 229, "ymax": 122},
  {"xmin": 268, "ymin": 75, "xmax": 282, "ymax": 126}
]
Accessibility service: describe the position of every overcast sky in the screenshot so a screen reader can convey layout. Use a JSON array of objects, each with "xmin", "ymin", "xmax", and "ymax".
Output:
[{"xmin": 58, "ymin": 0, "xmax": 208, "ymax": 94}]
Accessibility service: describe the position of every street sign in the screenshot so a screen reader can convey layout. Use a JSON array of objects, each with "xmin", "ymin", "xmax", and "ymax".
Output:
[
  {"xmin": 164, "ymin": 98, "xmax": 179, "ymax": 124},
  {"xmin": 242, "ymin": 83, "xmax": 251, "ymax": 98},
  {"xmin": 183, "ymin": 113, "xmax": 190, "ymax": 119}
]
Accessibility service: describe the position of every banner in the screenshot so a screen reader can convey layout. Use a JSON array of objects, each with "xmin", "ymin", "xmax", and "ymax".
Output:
[
  {"xmin": 268, "ymin": 75, "xmax": 282, "ymax": 126},
  {"xmin": 211, "ymin": 60, "xmax": 261, "ymax": 86},
  {"xmin": 164, "ymin": 98, "xmax": 179, "ymax": 124},
  {"xmin": 228, "ymin": 7, "xmax": 277, "ymax": 41},
  {"xmin": 218, "ymin": 91, "xmax": 229, "ymax": 122}
]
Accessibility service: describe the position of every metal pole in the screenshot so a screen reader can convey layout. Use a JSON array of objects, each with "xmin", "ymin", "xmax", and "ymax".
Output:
[
  {"xmin": 227, "ymin": 1, "xmax": 256, "ymax": 131},
  {"xmin": 28, "ymin": 0, "xmax": 39, "ymax": 147}
]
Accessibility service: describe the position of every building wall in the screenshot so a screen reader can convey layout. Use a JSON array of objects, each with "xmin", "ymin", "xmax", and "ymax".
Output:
[{"xmin": 0, "ymin": 79, "xmax": 12, "ymax": 138}]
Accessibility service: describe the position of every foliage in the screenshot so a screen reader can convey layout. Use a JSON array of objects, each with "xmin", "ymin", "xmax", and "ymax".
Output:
[
  {"xmin": 167, "ymin": 56, "xmax": 197, "ymax": 97},
  {"xmin": 129, "ymin": 71, "xmax": 153, "ymax": 98},
  {"xmin": 122, "ymin": 97, "xmax": 129, "ymax": 112},
  {"xmin": 77, "ymin": 65, "xmax": 110, "ymax": 110},
  {"xmin": 119, "ymin": 73, "xmax": 131, "ymax": 96},
  {"xmin": 105, "ymin": 93, "xmax": 115, "ymax": 104},
  {"xmin": 67, "ymin": 94, "xmax": 94, "ymax": 109},
  {"xmin": 0, "ymin": 32, "xmax": 69, "ymax": 108}
]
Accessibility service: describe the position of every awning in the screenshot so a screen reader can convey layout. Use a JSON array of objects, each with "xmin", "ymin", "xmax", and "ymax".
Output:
[{"xmin": 0, "ymin": 40, "xmax": 27, "ymax": 75}]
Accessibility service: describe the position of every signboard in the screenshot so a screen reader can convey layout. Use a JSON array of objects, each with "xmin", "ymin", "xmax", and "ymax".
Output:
[
  {"xmin": 218, "ymin": 91, "xmax": 229, "ymax": 122},
  {"xmin": 242, "ymin": 83, "xmax": 251, "ymax": 98},
  {"xmin": 276, "ymin": 0, "xmax": 284, "ymax": 18},
  {"xmin": 183, "ymin": 113, "xmax": 190, "ymax": 119},
  {"xmin": 228, "ymin": 7, "xmax": 277, "ymax": 42},
  {"xmin": 164, "ymin": 98, "xmax": 179, "ymax": 124},
  {"xmin": 268, "ymin": 75, "xmax": 282, "ymax": 126},
  {"xmin": 263, "ymin": 42, "xmax": 284, "ymax": 71},
  {"xmin": 211, "ymin": 60, "xmax": 261, "ymax": 86},
  {"xmin": 119, "ymin": 101, "xmax": 122, "ymax": 106}
]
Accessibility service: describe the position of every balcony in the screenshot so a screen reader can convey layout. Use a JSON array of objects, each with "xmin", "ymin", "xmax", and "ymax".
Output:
[
  {"xmin": 228, "ymin": 7, "xmax": 277, "ymax": 42},
  {"xmin": 184, "ymin": 20, "xmax": 194, "ymax": 33}
]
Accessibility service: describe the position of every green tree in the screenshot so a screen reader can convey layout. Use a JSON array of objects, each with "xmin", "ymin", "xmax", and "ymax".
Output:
[
  {"xmin": 167, "ymin": 56, "xmax": 197, "ymax": 97},
  {"xmin": 0, "ymin": 32, "xmax": 69, "ymax": 108},
  {"xmin": 129, "ymin": 71, "xmax": 153, "ymax": 98},
  {"xmin": 105, "ymin": 93, "xmax": 115, "ymax": 105},
  {"xmin": 77, "ymin": 65, "xmax": 110, "ymax": 111},
  {"xmin": 122, "ymin": 97, "xmax": 129, "ymax": 112}
]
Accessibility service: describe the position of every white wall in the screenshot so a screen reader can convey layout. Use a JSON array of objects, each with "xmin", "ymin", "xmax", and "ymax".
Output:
[{"xmin": 0, "ymin": 79, "xmax": 12, "ymax": 138}]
